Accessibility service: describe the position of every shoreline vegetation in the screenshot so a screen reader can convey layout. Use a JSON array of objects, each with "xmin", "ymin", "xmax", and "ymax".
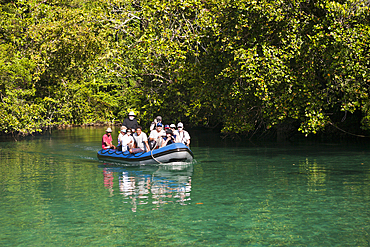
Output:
[
  {"xmin": 1, "ymin": 1, "xmax": 370, "ymax": 141},
  {"xmin": 0, "ymin": 121, "xmax": 121, "ymax": 141},
  {"xmin": 2, "ymin": 121, "xmax": 369, "ymax": 144}
]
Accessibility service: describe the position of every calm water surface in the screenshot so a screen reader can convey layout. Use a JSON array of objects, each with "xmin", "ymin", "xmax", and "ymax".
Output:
[{"xmin": 1, "ymin": 127, "xmax": 370, "ymax": 246}]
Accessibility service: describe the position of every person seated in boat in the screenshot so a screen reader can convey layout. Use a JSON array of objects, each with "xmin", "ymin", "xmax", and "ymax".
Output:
[
  {"xmin": 132, "ymin": 126, "xmax": 150, "ymax": 152},
  {"xmin": 122, "ymin": 111, "xmax": 139, "ymax": 133},
  {"xmin": 149, "ymin": 122, "xmax": 166, "ymax": 149},
  {"xmin": 170, "ymin": 123, "xmax": 176, "ymax": 132},
  {"xmin": 102, "ymin": 127, "xmax": 116, "ymax": 150},
  {"xmin": 161, "ymin": 129, "xmax": 179, "ymax": 147},
  {"xmin": 117, "ymin": 126, "xmax": 127, "ymax": 151},
  {"xmin": 176, "ymin": 122, "xmax": 191, "ymax": 147},
  {"xmin": 120, "ymin": 129, "xmax": 134, "ymax": 152},
  {"xmin": 150, "ymin": 116, "xmax": 162, "ymax": 131}
]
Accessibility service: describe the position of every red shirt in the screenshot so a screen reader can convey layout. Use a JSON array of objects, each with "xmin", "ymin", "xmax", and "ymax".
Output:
[{"xmin": 102, "ymin": 134, "xmax": 113, "ymax": 149}]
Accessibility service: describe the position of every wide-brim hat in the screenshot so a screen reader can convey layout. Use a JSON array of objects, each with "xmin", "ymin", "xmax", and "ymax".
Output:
[
  {"xmin": 128, "ymin": 111, "xmax": 136, "ymax": 116},
  {"xmin": 106, "ymin": 127, "xmax": 112, "ymax": 132}
]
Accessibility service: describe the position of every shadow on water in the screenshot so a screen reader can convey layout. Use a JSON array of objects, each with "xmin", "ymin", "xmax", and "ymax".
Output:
[{"xmin": 190, "ymin": 130, "xmax": 370, "ymax": 166}]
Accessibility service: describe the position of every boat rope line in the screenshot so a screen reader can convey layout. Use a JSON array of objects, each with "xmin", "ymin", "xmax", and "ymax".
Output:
[
  {"xmin": 98, "ymin": 148, "xmax": 193, "ymax": 162},
  {"xmin": 152, "ymin": 166, "xmax": 162, "ymax": 182},
  {"xmin": 150, "ymin": 140, "xmax": 163, "ymax": 164}
]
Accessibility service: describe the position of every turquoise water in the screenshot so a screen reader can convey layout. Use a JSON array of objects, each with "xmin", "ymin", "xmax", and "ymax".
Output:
[{"xmin": 1, "ymin": 127, "xmax": 370, "ymax": 246}]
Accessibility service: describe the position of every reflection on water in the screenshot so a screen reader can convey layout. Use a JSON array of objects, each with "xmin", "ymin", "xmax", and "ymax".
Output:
[
  {"xmin": 291, "ymin": 157, "xmax": 369, "ymax": 192},
  {"xmin": 101, "ymin": 163, "xmax": 193, "ymax": 211},
  {"xmin": 299, "ymin": 158, "xmax": 327, "ymax": 192},
  {"xmin": 2, "ymin": 127, "xmax": 370, "ymax": 246}
]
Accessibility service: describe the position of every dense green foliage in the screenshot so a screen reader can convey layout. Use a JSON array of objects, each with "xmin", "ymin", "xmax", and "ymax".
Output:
[{"xmin": 1, "ymin": 0, "xmax": 370, "ymax": 138}]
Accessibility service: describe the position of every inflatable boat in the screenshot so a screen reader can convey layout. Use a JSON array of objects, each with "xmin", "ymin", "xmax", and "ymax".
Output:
[{"xmin": 97, "ymin": 143, "xmax": 194, "ymax": 165}]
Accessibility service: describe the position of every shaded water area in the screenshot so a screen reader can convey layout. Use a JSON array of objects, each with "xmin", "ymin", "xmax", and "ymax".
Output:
[{"xmin": 1, "ymin": 127, "xmax": 370, "ymax": 246}]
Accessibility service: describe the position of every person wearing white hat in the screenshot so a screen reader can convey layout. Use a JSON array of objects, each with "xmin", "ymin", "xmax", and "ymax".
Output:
[
  {"xmin": 102, "ymin": 127, "xmax": 116, "ymax": 150},
  {"xmin": 117, "ymin": 126, "xmax": 127, "ymax": 151},
  {"xmin": 122, "ymin": 111, "xmax": 139, "ymax": 133},
  {"xmin": 120, "ymin": 129, "xmax": 134, "ymax": 152},
  {"xmin": 176, "ymin": 122, "xmax": 191, "ymax": 147}
]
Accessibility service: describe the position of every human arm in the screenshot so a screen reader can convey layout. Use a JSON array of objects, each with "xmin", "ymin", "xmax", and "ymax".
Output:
[
  {"xmin": 104, "ymin": 134, "xmax": 116, "ymax": 149},
  {"xmin": 126, "ymin": 138, "xmax": 133, "ymax": 146},
  {"xmin": 117, "ymin": 134, "xmax": 122, "ymax": 146},
  {"xmin": 144, "ymin": 140, "xmax": 150, "ymax": 152},
  {"xmin": 103, "ymin": 134, "xmax": 111, "ymax": 146},
  {"xmin": 149, "ymin": 134, "xmax": 155, "ymax": 141},
  {"xmin": 142, "ymin": 134, "xmax": 150, "ymax": 152},
  {"xmin": 173, "ymin": 135, "xmax": 180, "ymax": 143},
  {"xmin": 150, "ymin": 119, "xmax": 157, "ymax": 131},
  {"xmin": 128, "ymin": 136, "xmax": 134, "ymax": 148},
  {"xmin": 108, "ymin": 137, "xmax": 116, "ymax": 148},
  {"xmin": 185, "ymin": 131, "xmax": 191, "ymax": 146},
  {"xmin": 161, "ymin": 137, "xmax": 169, "ymax": 148},
  {"xmin": 149, "ymin": 130, "xmax": 156, "ymax": 141}
]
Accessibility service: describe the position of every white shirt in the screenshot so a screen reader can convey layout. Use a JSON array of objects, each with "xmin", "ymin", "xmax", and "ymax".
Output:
[
  {"xmin": 149, "ymin": 129, "xmax": 166, "ymax": 140},
  {"xmin": 118, "ymin": 133, "xmax": 125, "ymax": 146},
  {"xmin": 133, "ymin": 132, "xmax": 148, "ymax": 151},
  {"xmin": 121, "ymin": 134, "xmax": 134, "ymax": 152},
  {"xmin": 176, "ymin": 130, "xmax": 190, "ymax": 145}
]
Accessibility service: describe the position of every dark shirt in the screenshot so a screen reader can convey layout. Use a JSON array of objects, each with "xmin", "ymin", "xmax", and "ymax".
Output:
[
  {"xmin": 122, "ymin": 118, "xmax": 139, "ymax": 130},
  {"xmin": 163, "ymin": 135, "xmax": 177, "ymax": 146}
]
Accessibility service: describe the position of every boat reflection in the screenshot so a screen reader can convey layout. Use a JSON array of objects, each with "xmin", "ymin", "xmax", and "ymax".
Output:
[{"xmin": 100, "ymin": 163, "xmax": 193, "ymax": 211}]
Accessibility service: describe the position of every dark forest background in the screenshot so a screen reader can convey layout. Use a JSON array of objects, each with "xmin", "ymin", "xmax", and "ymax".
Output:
[{"xmin": 1, "ymin": 0, "xmax": 370, "ymax": 140}]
